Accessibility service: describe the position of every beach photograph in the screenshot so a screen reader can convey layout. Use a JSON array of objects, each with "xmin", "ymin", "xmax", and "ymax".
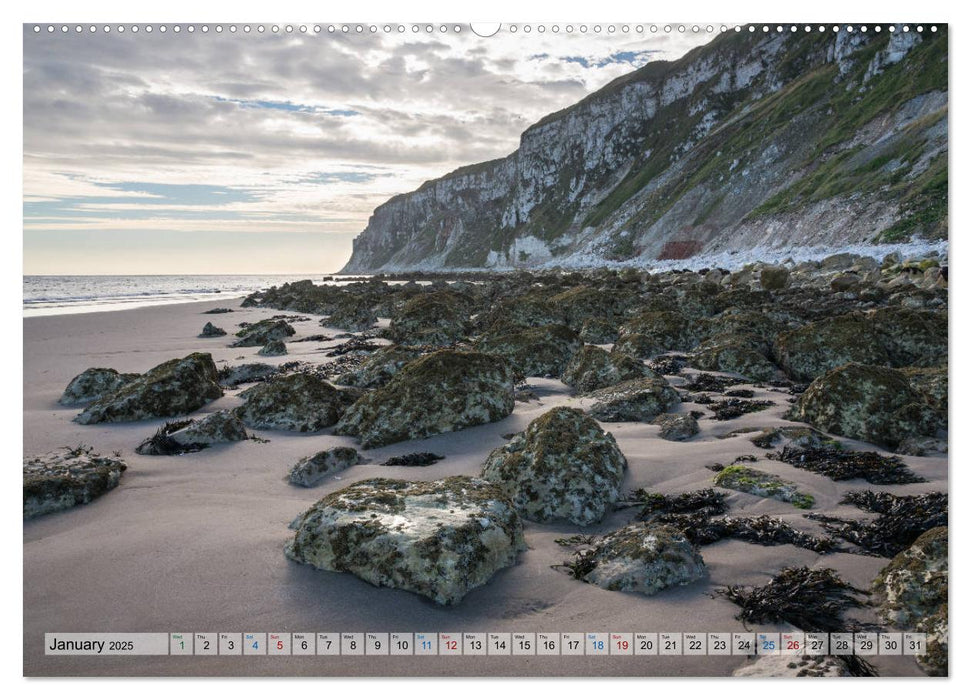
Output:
[{"xmin": 22, "ymin": 16, "xmax": 948, "ymax": 681}]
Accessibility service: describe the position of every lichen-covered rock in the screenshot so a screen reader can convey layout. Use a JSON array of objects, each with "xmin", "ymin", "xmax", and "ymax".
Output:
[
  {"xmin": 474, "ymin": 324, "xmax": 580, "ymax": 377},
  {"xmin": 75, "ymin": 353, "xmax": 223, "ymax": 424},
  {"xmin": 199, "ymin": 321, "xmax": 227, "ymax": 338},
  {"xmin": 705, "ymin": 310, "xmax": 784, "ymax": 343},
  {"xmin": 587, "ymin": 377, "xmax": 680, "ymax": 422},
  {"xmin": 652, "ymin": 413, "xmax": 700, "ymax": 441},
  {"xmin": 285, "ymin": 476, "xmax": 525, "ymax": 605},
  {"xmin": 579, "ymin": 317, "xmax": 619, "ymax": 344},
  {"xmin": 135, "ymin": 410, "xmax": 249, "ymax": 455},
  {"xmin": 336, "ymin": 345, "xmax": 425, "ymax": 389},
  {"xmin": 549, "ymin": 286, "xmax": 619, "ymax": 330},
  {"xmin": 236, "ymin": 373, "xmax": 357, "ymax": 432},
  {"xmin": 560, "ymin": 345, "xmax": 652, "ymax": 393},
  {"xmin": 714, "ymin": 465, "xmax": 814, "ymax": 508},
  {"xmin": 575, "ymin": 523, "xmax": 706, "ymax": 595},
  {"xmin": 478, "ymin": 293, "xmax": 563, "ymax": 331},
  {"xmin": 217, "ymin": 362, "xmax": 279, "ymax": 388},
  {"xmin": 900, "ymin": 366, "xmax": 948, "ymax": 414},
  {"xmin": 792, "ymin": 363, "xmax": 943, "ymax": 451},
  {"xmin": 749, "ymin": 426, "xmax": 841, "ymax": 450},
  {"xmin": 873, "ymin": 527, "xmax": 947, "ymax": 676},
  {"xmin": 869, "ymin": 307, "xmax": 947, "ymax": 367},
  {"xmin": 692, "ymin": 334, "xmax": 779, "ymax": 381},
  {"xmin": 389, "ymin": 291, "xmax": 469, "ymax": 345},
  {"xmin": 59, "ymin": 368, "xmax": 140, "ymax": 406},
  {"xmin": 615, "ymin": 311, "xmax": 699, "ymax": 358},
  {"xmin": 760, "ymin": 265, "xmax": 790, "ymax": 290},
  {"xmin": 24, "ymin": 447, "xmax": 127, "ymax": 519},
  {"xmin": 325, "ymin": 297, "xmax": 377, "ymax": 332},
  {"xmin": 335, "ymin": 350, "xmax": 515, "ymax": 448},
  {"xmin": 288, "ymin": 447, "xmax": 362, "ymax": 487},
  {"xmin": 481, "ymin": 407, "xmax": 627, "ymax": 525},
  {"xmin": 231, "ymin": 319, "xmax": 296, "ymax": 347},
  {"xmin": 257, "ymin": 339, "xmax": 287, "ymax": 356},
  {"xmin": 773, "ymin": 313, "xmax": 889, "ymax": 381}
]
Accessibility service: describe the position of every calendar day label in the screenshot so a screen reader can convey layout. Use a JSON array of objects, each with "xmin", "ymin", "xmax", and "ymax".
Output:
[
  {"xmin": 365, "ymin": 633, "xmax": 389, "ymax": 655},
  {"xmin": 218, "ymin": 633, "xmax": 242, "ymax": 655},
  {"xmin": 830, "ymin": 633, "xmax": 853, "ymax": 655},
  {"xmin": 488, "ymin": 633, "xmax": 512, "ymax": 655},
  {"xmin": 316, "ymin": 633, "xmax": 340, "ymax": 656},
  {"xmin": 243, "ymin": 633, "xmax": 266, "ymax": 655},
  {"xmin": 854, "ymin": 632, "xmax": 878, "ymax": 656},
  {"xmin": 341, "ymin": 633, "xmax": 364, "ymax": 656},
  {"xmin": 560, "ymin": 633, "xmax": 584, "ymax": 656},
  {"xmin": 439, "ymin": 632, "xmax": 462, "ymax": 656},
  {"xmin": 513, "ymin": 632, "xmax": 536, "ymax": 656},
  {"xmin": 390, "ymin": 633, "xmax": 414, "ymax": 656},
  {"xmin": 415, "ymin": 632, "xmax": 438, "ymax": 655},
  {"xmin": 804, "ymin": 633, "xmax": 829, "ymax": 655},
  {"xmin": 732, "ymin": 633, "xmax": 755, "ymax": 655},
  {"xmin": 659, "ymin": 633, "xmax": 681, "ymax": 656},
  {"xmin": 610, "ymin": 633, "xmax": 633, "ymax": 655},
  {"xmin": 879, "ymin": 633, "xmax": 903, "ymax": 655},
  {"xmin": 707, "ymin": 633, "xmax": 731, "ymax": 655},
  {"xmin": 585, "ymin": 632, "xmax": 608, "ymax": 656},
  {"xmin": 291, "ymin": 633, "xmax": 314, "ymax": 655},
  {"xmin": 756, "ymin": 633, "xmax": 780, "ymax": 655},
  {"xmin": 462, "ymin": 633, "xmax": 486, "ymax": 656},
  {"xmin": 268, "ymin": 633, "xmax": 290, "ymax": 656},
  {"xmin": 634, "ymin": 633, "xmax": 658, "ymax": 655},
  {"xmin": 194, "ymin": 633, "xmax": 217, "ymax": 656},
  {"xmin": 683, "ymin": 633, "xmax": 706, "ymax": 656},
  {"xmin": 170, "ymin": 632, "xmax": 192, "ymax": 655},
  {"xmin": 781, "ymin": 632, "xmax": 804, "ymax": 656},
  {"xmin": 537, "ymin": 633, "xmax": 560, "ymax": 656},
  {"xmin": 903, "ymin": 633, "xmax": 927, "ymax": 656}
]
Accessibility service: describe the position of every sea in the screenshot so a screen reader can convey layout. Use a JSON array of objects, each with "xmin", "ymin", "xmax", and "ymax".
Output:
[{"xmin": 22, "ymin": 274, "xmax": 351, "ymax": 317}]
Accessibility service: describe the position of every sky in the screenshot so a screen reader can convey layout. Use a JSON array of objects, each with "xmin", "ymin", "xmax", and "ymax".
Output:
[{"xmin": 23, "ymin": 23, "xmax": 715, "ymax": 274}]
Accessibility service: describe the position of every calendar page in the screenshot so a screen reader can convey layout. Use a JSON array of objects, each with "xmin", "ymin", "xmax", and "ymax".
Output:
[{"xmin": 22, "ymin": 19, "xmax": 948, "ymax": 680}]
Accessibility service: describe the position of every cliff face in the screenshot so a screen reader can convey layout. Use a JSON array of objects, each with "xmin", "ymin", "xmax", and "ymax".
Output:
[{"xmin": 341, "ymin": 27, "xmax": 947, "ymax": 272}]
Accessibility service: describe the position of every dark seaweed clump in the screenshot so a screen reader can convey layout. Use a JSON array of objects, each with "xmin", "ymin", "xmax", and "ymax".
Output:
[
  {"xmin": 626, "ymin": 487, "xmax": 728, "ymax": 519},
  {"xmin": 685, "ymin": 373, "xmax": 743, "ymax": 392},
  {"xmin": 806, "ymin": 491, "xmax": 947, "ymax": 557},
  {"xmin": 202, "ymin": 307, "xmax": 234, "ymax": 314},
  {"xmin": 648, "ymin": 354, "xmax": 688, "ymax": 375},
  {"xmin": 381, "ymin": 452, "xmax": 445, "ymax": 467},
  {"xmin": 325, "ymin": 338, "xmax": 381, "ymax": 356},
  {"xmin": 716, "ymin": 566, "xmax": 866, "ymax": 632},
  {"xmin": 774, "ymin": 445, "xmax": 925, "ymax": 484},
  {"xmin": 290, "ymin": 334, "xmax": 332, "ymax": 343},
  {"xmin": 708, "ymin": 399, "xmax": 774, "ymax": 420},
  {"xmin": 724, "ymin": 388, "xmax": 755, "ymax": 398},
  {"xmin": 137, "ymin": 420, "xmax": 205, "ymax": 456},
  {"xmin": 665, "ymin": 513, "xmax": 836, "ymax": 553}
]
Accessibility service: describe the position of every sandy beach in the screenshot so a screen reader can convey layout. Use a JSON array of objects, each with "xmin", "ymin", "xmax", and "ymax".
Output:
[{"xmin": 23, "ymin": 298, "xmax": 944, "ymax": 677}]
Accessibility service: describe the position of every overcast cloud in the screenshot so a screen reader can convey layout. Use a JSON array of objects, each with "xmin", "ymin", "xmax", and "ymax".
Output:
[{"xmin": 23, "ymin": 24, "xmax": 714, "ymax": 273}]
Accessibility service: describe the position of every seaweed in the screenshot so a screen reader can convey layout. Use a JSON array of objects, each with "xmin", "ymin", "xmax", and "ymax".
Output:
[
  {"xmin": 648, "ymin": 354, "xmax": 688, "ymax": 375},
  {"xmin": 724, "ymin": 388, "xmax": 755, "ymax": 398},
  {"xmin": 290, "ymin": 334, "xmax": 332, "ymax": 343},
  {"xmin": 805, "ymin": 491, "xmax": 947, "ymax": 557},
  {"xmin": 381, "ymin": 452, "xmax": 445, "ymax": 467},
  {"xmin": 662, "ymin": 513, "xmax": 836, "ymax": 553},
  {"xmin": 773, "ymin": 445, "xmax": 925, "ymax": 484},
  {"xmin": 685, "ymin": 373, "xmax": 743, "ymax": 392},
  {"xmin": 708, "ymin": 399, "xmax": 774, "ymax": 420},
  {"xmin": 326, "ymin": 338, "xmax": 381, "ymax": 356},
  {"xmin": 136, "ymin": 420, "xmax": 204, "ymax": 456},
  {"xmin": 716, "ymin": 566, "xmax": 866, "ymax": 632},
  {"xmin": 624, "ymin": 487, "xmax": 728, "ymax": 519}
]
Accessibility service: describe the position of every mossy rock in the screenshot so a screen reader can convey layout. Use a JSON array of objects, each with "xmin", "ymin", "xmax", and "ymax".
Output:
[
  {"xmin": 326, "ymin": 297, "xmax": 377, "ymax": 332},
  {"xmin": 773, "ymin": 313, "xmax": 890, "ymax": 382},
  {"xmin": 692, "ymin": 334, "xmax": 780, "ymax": 381},
  {"xmin": 714, "ymin": 465, "xmax": 815, "ymax": 509},
  {"xmin": 792, "ymin": 363, "xmax": 942, "ymax": 451},
  {"xmin": 336, "ymin": 345, "xmax": 426, "ymax": 389},
  {"xmin": 24, "ymin": 447, "xmax": 127, "ymax": 519},
  {"xmin": 232, "ymin": 319, "xmax": 296, "ymax": 347},
  {"xmin": 575, "ymin": 523, "xmax": 706, "ymax": 595},
  {"xmin": 652, "ymin": 413, "xmax": 700, "ymax": 441},
  {"xmin": 560, "ymin": 345, "xmax": 653, "ymax": 393},
  {"xmin": 236, "ymin": 373, "xmax": 357, "ymax": 432},
  {"xmin": 335, "ymin": 350, "xmax": 515, "ymax": 448},
  {"xmin": 75, "ymin": 353, "xmax": 223, "ymax": 424},
  {"xmin": 760, "ymin": 265, "xmax": 790, "ymax": 290},
  {"xmin": 549, "ymin": 286, "xmax": 620, "ymax": 330},
  {"xmin": 217, "ymin": 362, "xmax": 279, "ymax": 388},
  {"xmin": 389, "ymin": 291, "xmax": 470, "ymax": 345},
  {"xmin": 257, "ymin": 339, "xmax": 287, "ymax": 356},
  {"xmin": 478, "ymin": 292, "xmax": 564, "ymax": 331},
  {"xmin": 869, "ymin": 307, "xmax": 947, "ymax": 368},
  {"xmin": 59, "ymin": 367, "xmax": 140, "ymax": 407},
  {"xmin": 705, "ymin": 310, "xmax": 784, "ymax": 344},
  {"xmin": 285, "ymin": 476, "xmax": 525, "ymax": 605},
  {"xmin": 579, "ymin": 317, "xmax": 620, "ymax": 344},
  {"xmin": 587, "ymin": 377, "xmax": 680, "ymax": 422},
  {"xmin": 482, "ymin": 407, "xmax": 627, "ymax": 525},
  {"xmin": 900, "ymin": 366, "xmax": 948, "ymax": 414},
  {"xmin": 288, "ymin": 447, "xmax": 363, "ymax": 487},
  {"xmin": 615, "ymin": 311, "xmax": 700, "ymax": 358},
  {"xmin": 474, "ymin": 324, "xmax": 580, "ymax": 377},
  {"xmin": 873, "ymin": 526, "xmax": 947, "ymax": 676},
  {"xmin": 199, "ymin": 322, "xmax": 227, "ymax": 338}
]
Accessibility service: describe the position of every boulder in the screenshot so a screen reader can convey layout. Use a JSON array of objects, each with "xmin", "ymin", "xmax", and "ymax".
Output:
[
  {"xmin": 549, "ymin": 286, "xmax": 620, "ymax": 330},
  {"xmin": 869, "ymin": 307, "xmax": 947, "ymax": 367},
  {"xmin": 24, "ymin": 447, "xmax": 127, "ymax": 519},
  {"xmin": 257, "ymin": 339, "xmax": 287, "ymax": 356},
  {"xmin": 231, "ymin": 319, "xmax": 296, "ymax": 347},
  {"xmin": 579, "ymin": 317, "xmax": 619, "ymax": 344},
  {"xmin": 217, "ymin": 362, "xmax": 279, "ymax": 388},
  {"xmin": 335, "ymin": 350, "xmax": 515, "ymax": 448},
  {"xmin": 615, "ymin": 311, "xmax": 699, "ymax": 358},
  {"xmin": 135, "ymin": 410, "xmax": 249, "ymax": 455},
  {"xmin": 873, "ymin": 527, "xmax": 947, "ymax": 676},
  {"xmin": 760, "ymin": 266, "xmax": 790, "ymax": 290},
  {"xmin": 389, "ymin": 291, "xmax": 470, "ymax": 345},
  {"xmin": 288, "ymin": 447, "xmax": 362, "ymax": 487},
  {"xmin": 773, "ymin": 313, "xmax": 890, "ymax": 381},
  {"xmin": 692, "ymin": 334, "xmax": 779, "ymax": 381},
  {"xmin": 236, "ymin": 373, "xmax": 358, "ymax": 432},
  {"xmin": 326, "ymin": 297, "xmax": 377, "ymax": 332},
  {"xmin": 199, "ymin": 322, "xmax": 227, "ymax": 338},
  {"xmin": 792, "ymin": 363, "xmax": 943, "ymax": 451},
  {"xmin": 59, "ymin": 367, "xmax": 140, "ymax": 406},
  {"xmin": 713, "ymin": 465, "xmax": 815, "ymax": 508},
  {"xmin": 285, "ymin": 476, "xmax": 525, "ymax": 605},
  {"xmin": 335, "ymin": 345, "xmax": 425, "ymax": 389},
  {"xmin": 587, "ymin": 377, "xmax": 680, "ymax": 422},
  {"xmin": 75, "ymin": 353, "xmax": 223, "ymax": 424},
  {"xmin": 481, "ymin": 407, "xmax": 627, "ymax": 525},
  {"xmin": 574, "ymin": 523, "xmax": 706, "ymax": 595},
  {"xmin": 560, "ymin": 345, "xmax": 653, "ymax": 393},
  {"xmin": 478, "ymin": 293, "xmax": 563, "ymax": 331},
  {"xmin": 652, "ymin": 413, "xmax": 700, "ymax": 441},
  {"xmin": 474, "ymin": 324, "xmax": 580, "ymax": 377}
]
